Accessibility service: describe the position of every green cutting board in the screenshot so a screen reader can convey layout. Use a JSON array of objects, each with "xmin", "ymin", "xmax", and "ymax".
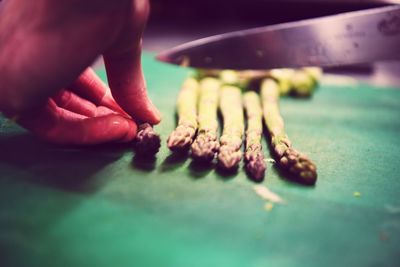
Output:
[{"xmin": 1, "ymin": 53, "xmax": 400, "ymax": 267}]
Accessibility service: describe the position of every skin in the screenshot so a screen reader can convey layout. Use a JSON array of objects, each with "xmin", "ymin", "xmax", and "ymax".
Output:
[{"xmin": 0, "ymin": 0, "xmax": 161, "ymax": 145}]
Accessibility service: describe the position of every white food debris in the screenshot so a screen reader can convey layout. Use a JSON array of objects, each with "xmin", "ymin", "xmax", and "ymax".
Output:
[
  {"xmin": 265, "ymin": 158, "xmax": 276, "ymax": 164},
  {"xmin": 384, "ymin": 204, "xmax": 400, "ymax": 214},
  {"xmin": 253, "ymin": 185, "xmax": 285, "ymax": 204}
]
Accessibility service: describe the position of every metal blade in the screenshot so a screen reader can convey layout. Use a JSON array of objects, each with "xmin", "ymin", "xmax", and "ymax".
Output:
[{"xmin": 156, "ymin": 5, "xmax": 400, "ymax": 70}]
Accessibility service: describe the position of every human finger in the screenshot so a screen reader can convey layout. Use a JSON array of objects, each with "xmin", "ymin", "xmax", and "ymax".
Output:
[
  {"xmin": 17, "ymin": 99, "xmax": 137, "ymax": 145},
  {"xmin": 52, "ymin": 89, "xmax": 117, "ymax": 118},
  {"xmin": 70, "ymin": 68, "xmax": 128, "ymax": 116},
  {"xmin": 103, "ymin": 0, "xmax": 161, "ymax": 125}
]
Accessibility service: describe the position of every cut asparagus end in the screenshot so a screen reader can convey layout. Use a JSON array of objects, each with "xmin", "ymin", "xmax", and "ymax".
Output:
[
  {"xmin": 268, "ymin": 68, "xmax": 295, "ymax": 96},
  {"xmin": 302, "ymin": 67, "xmax": 323, "ymax": 84},
  {"xmin": 291, "ymin": 70, "xmax": 316, "ymax": 97}
]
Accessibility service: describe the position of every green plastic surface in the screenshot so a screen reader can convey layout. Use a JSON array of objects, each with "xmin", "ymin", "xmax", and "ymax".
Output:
[{"xmin": 1, "ymin": 54, "xmax": 400, "ymax": 267}]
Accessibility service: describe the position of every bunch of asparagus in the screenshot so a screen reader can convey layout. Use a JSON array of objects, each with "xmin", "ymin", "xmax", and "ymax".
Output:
[{"xmin": 166, "ymin": 67, "xmax": 320, "ymax": 184}]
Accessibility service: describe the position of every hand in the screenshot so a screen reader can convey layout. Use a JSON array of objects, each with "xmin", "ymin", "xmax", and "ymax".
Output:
[{"xmin": 0, "ymin": 0, "xmax": 161, "ymax": 145}]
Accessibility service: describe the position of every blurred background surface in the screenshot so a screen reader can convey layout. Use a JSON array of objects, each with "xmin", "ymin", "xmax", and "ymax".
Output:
[{"xmin": 143, "ymin": 0, "xmax": 400, "ymax": 87}]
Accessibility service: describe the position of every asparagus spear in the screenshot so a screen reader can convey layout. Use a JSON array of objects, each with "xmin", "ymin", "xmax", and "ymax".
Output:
[
  {"xmin": 134, "ymin": 123, "xmax": 161, "ymax": 156},
  {"xmin": 243, "ymin": 91, "xmax": 266, "ymax": 181},
  {"xmin": 217, "ymin": 84, "xmax": 245, "ymax": 171},
  {"xmin": 260, "ymin": 78, "xmax": 317, "ymax": 185},
  {"xmin": 191, "ymin": 77, "xmax": 220, "ymax": 162},
  {"xmin": 167, "ymin": 77, "xmax": 199, "ymax": 152}
]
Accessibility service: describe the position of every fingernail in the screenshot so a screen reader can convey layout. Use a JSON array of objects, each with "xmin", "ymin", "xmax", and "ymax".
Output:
[{"xmin": 153, "ymin": 105, "xmax": 162, "ymax": 121}]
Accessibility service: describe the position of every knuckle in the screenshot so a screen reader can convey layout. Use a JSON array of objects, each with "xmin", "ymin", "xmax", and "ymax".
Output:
[{"xmin": 53, "ymin": 90, "xmax": 72, "ymax": 107}]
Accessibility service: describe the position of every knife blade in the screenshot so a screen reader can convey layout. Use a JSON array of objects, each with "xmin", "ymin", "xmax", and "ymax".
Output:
[{"xmin": 156, "ymin": 5, "xmax": 400, "ymax": 70}]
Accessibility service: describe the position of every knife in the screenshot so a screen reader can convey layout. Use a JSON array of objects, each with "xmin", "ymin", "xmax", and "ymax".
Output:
[{"xmin": 156, "ymin": 5, "xmax": 400, "ymax": 70}]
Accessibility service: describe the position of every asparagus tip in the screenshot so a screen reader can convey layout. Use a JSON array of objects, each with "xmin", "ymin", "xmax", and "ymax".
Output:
[
  {"xmin": 217, "ymin": 148, "xmax": 242, "ymax": 171},
  {"xmin": 133, "ymin": 123, "xmax": 161, "ymax": 156},
  {"xmin": 245, "ymin": 153, "xmax": 266, "ymax": 182},
  {"xmin": 167, "ymin": 125, "xmax": 196, "ymax": 152},
  {"xmin": 191, "ymin": 133, "xmax": 219, "ymax": 163},
  {"xmin": 279, "ymin": 148, "xmax": 317, "ymax": 185}
]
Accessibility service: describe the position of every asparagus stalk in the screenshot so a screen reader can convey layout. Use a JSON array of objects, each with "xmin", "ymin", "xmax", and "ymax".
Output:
[
  {"xmin": 260, "ymin": 78, "xmax": 317, "ymax": 185},
  {"xmin": 243, "ymin": 91, "xmax": 266, "ymax": 181},
  {"xmin": 219, "ymin": 70, "xmax": 253, "ymax": 89},
  {"xmin": 167, "ymin": 77, "xmax": 199, "ymax": 152},
  {"xmin": 134, "ymin": 123, "xmax": 161, "ymax": 156},
  {"xmin": 217, "ymin": 84, "xmax": 245, "ymax": 171},
  {"xmin": 191, "ymin": 77, "xmax": 221, "ymax": 162}
]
